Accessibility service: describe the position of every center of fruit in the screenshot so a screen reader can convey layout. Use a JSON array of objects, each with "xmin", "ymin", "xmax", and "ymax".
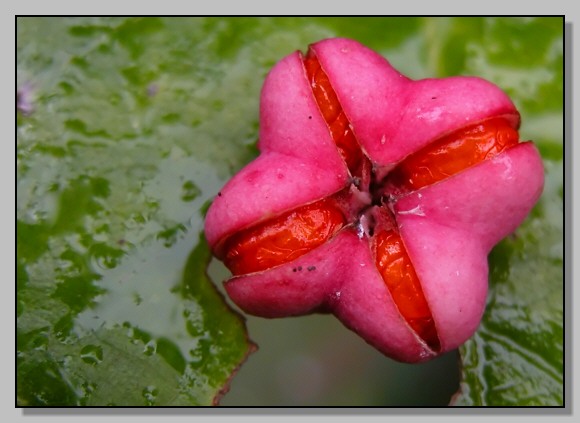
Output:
[
  {"xmin": 217, "ymin": 48, "xmax": 521, "ymax": 352},
  {"xmin": 303, "ymin": 50, "xmax": 441, "ymax": 351}
]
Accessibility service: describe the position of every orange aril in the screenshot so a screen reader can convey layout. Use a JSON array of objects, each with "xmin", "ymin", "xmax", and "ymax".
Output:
[
  {"xmin": 388, "ymin": 118, "xmax": 519, "ymax": 192},
  {"xmin": 303, "ymin": 50, "xmax": 364, "ymax": 177},
  {"xmin": 221, "ymin": 198, "xmax": 346, "ymax": 276},
  {"xmin": 374, "ymin": 230, "xmax": 440, "ymax": 351}
]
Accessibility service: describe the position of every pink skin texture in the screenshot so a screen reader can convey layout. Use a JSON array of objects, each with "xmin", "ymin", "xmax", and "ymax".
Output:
[{"xmin": 204, "ymin": 38, "xmax": 544, "ymax": 363}]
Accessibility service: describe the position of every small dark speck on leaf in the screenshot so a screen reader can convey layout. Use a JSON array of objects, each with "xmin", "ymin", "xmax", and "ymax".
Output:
[
  {"xmin": 307, "ymin": 266, "xmax": 316, "ymax": 271},
  {"xmin": 217, "ymin": 192, "xmax": 222, "ymax": 197},
  {"xmin": 431, "ymin": 96, "xmax": 437, "ymax": 100},
  {"xmin": 297, "ymin": 266, "xmax": 302, "ymax": 271},
  {"xmin": 308, "ymin": 116, "xmax": 312, "ymax": 119}
]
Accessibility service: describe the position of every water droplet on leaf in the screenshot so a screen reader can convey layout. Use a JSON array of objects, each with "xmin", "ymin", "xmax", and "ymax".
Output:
[{"xmin": 80, "ymin": 344, "xmax": 104, "ymax": 365}]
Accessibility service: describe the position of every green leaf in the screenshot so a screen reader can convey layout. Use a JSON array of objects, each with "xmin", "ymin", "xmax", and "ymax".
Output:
[
  {"xmin": 17, "ymin": 17, "xmax": 256, "ymax": 406},
  {"xmin": 452, "ymin": 158, "xmax": 563, "ymax": 406},
  {"xmin": 17, "ymin": 17, "xmax": 563, "ymax": 406},
  {"xmin": 440, "ymin": 17, "xmax": 564, "ymax": 406}
]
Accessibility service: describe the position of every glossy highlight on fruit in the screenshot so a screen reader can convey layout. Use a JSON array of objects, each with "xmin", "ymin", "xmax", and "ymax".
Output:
[
  {"xmin": 373, "ymin": 229, "xmax": 440, "ymax": 352},
  {"xmin": 387, "ymin": 117, "xmax": 520, "ymax": 194},
  {"xmin": 204, "ymin": 38, "xmax": 544, "ymax": 363},
  {"xmin": 218, "ymin": 197, "xmax": 346, "ymax": 276}
]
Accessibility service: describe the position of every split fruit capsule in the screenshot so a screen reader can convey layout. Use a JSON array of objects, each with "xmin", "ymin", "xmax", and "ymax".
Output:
[{"xmin": 204, "ymin": 38, "xmax": 544, "ymax": 363}]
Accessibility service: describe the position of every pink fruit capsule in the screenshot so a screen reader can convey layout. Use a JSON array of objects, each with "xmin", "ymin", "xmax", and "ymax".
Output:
[{"xmin": 204, "ymin": 38, "xmax": 544, "ymax": 363}]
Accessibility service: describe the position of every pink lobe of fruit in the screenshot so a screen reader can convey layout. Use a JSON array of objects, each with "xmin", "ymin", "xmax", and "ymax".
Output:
[
  {"xmin": 204, "ymin": 153, "xmax": 346, "ymax": 248},
  {"xmin": 392, "ymin": 142, "xmax": 544, "ymax": 351}
]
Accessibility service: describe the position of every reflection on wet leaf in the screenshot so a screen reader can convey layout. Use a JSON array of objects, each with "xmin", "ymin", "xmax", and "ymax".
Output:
[
  {"xmin": 17, "ymin": 16, "xmax": 254, "ymax": 406},
  {"xmin": 181, "ymin": 180, "xmax": 202, "ymax": 202},
  {"xmin": 80, "ymin": 344, "xmax": 104, "ymax": 365},
  {"xmin": 455, "ymin": 85, "xmax": 563, "ymax": 406}
]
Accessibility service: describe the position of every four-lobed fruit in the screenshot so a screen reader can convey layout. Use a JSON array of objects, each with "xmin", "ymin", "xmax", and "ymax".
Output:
[{"xmin": 204, "ymin": 38, "xmax": 544, "ymax": 363}]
